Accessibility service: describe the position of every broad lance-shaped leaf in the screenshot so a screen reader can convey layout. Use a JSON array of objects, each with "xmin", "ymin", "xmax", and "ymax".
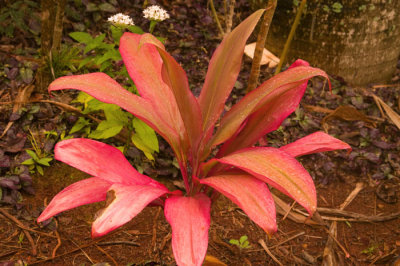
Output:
[
  {"xmin": 217, "ymin": 147, "xmax": 317, "ymax": 215},
  {"xmin": 280, "ymin": 131, "xmax": 352, "ymax": 157},
  {"xmin": 54, "ymin": 139, "xmax": 162, "ymax": 186},
  {"xmin": 217, "ymin": 60, "xmax": 311, "ymax": 156},
  {"xmin": 139, "ymin": 33, "xmax": 203, "ymax": 153},
  {"xmin": 37, "ymin": 177, "xmax": 111, "ymax": 223},
  {"xmin": 164, "ymin": 194, "xmax": 211, "ymax": 266},
  {"xmin": 48, "ymin": 73, "xmax": 183, "ymax": 164},
  {"xmin": 201, "ymin": 173, "xmax": 277, "ymax": 234},
  {"xmin": 199, "ymin": 9, "xmax": 264, "ymax": 143},
  {"xmin": 92, "ymin": 183, "xmax": 168, "ymax": 237},
  {"xmin": 119, "ymin": 33, "xmax": 188, "ymax": 151},
  {"xmin": 209, "ymin": 63, "xmax": 330, "ymax": 155}
]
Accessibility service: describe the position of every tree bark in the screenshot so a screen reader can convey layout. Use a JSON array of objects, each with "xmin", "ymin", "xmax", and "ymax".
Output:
[
  {"xmin": 267, "ymin": 0, "xmax": 400, "ymax": 86},
  {"xmin": 37, "ymin": 0, "xmax": 67, "ymax": 92}
]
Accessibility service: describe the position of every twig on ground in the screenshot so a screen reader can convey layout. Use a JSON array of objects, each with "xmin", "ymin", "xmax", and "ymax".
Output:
[
  {"xmin": 95, "ymin": 244, "xmax": 118, "ymax": 266},
  {"xmin": 97, "ymin": 241, "xmax": 140, "ymax": 247},
  {"xmin": 64, "ymin": 233, "xmax": 95, "ymax": 265},
  {"xmin": 247, "ymin": 231, "xmax": 305, "ymax": 253},
  {"xmin": 151, "ymin": 207, "xmax": 162, "ymax": 253},
  {"xmin": 0, "ymin": 83, "xmax": 35, "ymax": 139},
  {"xmin": 0, "ymin": 250, "xmax": 18, "ymax": 259},
  {"xmin": 51, "ymin": 220, "xmax": 61, "ymax": 258},
  {"xmin": 323, "ymin": 182, "xmax": 364, "ymax": 265},
  {"xmin": 159, "ymin": 232, "xmax": 171, "ymax": 251},
  {"xmin": 258, "ymin": 239, "xmax": 283, "ymax": 266},
  {"xmin": 0, "ymin": 208, "xmax": 37, "ymax": 256},
  {"xmin": 282, "ymin": 200, "xmax": 296, "ymax": 221}
]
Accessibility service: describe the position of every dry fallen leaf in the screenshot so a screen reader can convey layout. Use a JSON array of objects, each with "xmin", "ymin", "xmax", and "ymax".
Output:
[
  {"xmin": 372, "ymin": 94, "xmax": 400, "ymax": 131},
  {"xmin": 321, "ymin": 105, "xmax": 376, "ymax": 129},
  {"xmin": 203, "ymin": 255, "xmax": 227, "ymax": 266},
  {"xmin": 244, "ymin": 42, "xmax": 280, "ymax": 67}
]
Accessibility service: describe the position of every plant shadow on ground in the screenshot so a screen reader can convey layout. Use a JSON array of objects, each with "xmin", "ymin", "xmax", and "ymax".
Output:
[{"xmin": 1, "ymin": 0, "xmax": 400, "ymax": 265}]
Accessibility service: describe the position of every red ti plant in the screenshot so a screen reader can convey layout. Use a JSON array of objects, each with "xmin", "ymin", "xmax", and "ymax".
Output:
[{"xmin": 38, "ymin": 10, "xmax": 350, "ymax": 266}]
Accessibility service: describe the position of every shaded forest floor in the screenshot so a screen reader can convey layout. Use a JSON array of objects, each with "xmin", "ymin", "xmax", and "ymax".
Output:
[{"xmin": 1, "ymin": 1, "xmax": 400, "ymax": 265}]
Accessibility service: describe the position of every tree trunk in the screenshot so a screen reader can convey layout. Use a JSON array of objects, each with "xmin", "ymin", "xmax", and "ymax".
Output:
[
  {"xmin": 267, "ymin": 0, "xmax": 400, "ymax": 86},
  {"xmin": 37, "ymin": 0, "xmax": 67, "ymax": 92}
]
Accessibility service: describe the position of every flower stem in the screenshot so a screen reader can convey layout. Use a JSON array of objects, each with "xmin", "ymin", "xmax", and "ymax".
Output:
[{"xmin": 149, "ymin": 20, "xmax": 157, "ymax": 34}]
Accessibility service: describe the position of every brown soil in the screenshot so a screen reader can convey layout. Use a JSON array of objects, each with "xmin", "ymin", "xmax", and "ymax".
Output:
[{"xmin": 1, "ymin": 162, "xmax": 399, "ymax": 265}]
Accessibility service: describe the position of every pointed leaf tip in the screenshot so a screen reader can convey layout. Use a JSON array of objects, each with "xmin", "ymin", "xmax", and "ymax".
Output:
[
  {"xmin": 217, "ymin": 147, "xmax": 317, "ymax": 215},
  {"xmin": 280, "ymin": 131, "xmax": 352, "ymax": 157}
]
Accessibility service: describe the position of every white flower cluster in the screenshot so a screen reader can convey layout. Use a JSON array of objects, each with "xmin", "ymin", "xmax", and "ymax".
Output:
[
  {"xmin": 107, "ymin": 13, "xmax": 135, "ymax": 26},
  {"xmin": 143, "ymin": 5, "xmax": 170, "ymax": 21}
]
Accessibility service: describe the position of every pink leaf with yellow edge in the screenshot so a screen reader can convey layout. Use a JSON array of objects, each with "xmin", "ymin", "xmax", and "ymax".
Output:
[
  {"xmin": 280, "ymin": 131, "xmax": 352, "ymax": 157},
  {"xmin": 198, "ymin": 9, "xmax": 264, "ymax": 142},
  {"xmin": 37, "ymin": 177, "xmax": 111, "ymax": 223},
  {"xmin": 119, "ymin": 33, "xmax": 187, "ymax": 146},
  {"xmin": 164, "ymin": 194, "xmax": 211, "ymax": 266},
  {"xmin": 209, "ymin": 63, "xmax": 330, "ymax": 156},
  {"xmin": 54, "ymin": 139, "xmax": 158, "ymax": 186},
  {"xmin": 217, "ymin": 147, "xmax": 317, "ymax": 215},
  {"xmin": 140, "ymin": 33, "xmax": 203, "ymax": 152},
  {"xmin": 92, "ymin": 183, "xmax": 168, "ymax": 238},
  {"xmin": 201, "ymin": 173, "xmax": 277, "ymax": 234},
  {"xmin": 48, "ymin": 73, "xmax": 181, "ymax": 158}
]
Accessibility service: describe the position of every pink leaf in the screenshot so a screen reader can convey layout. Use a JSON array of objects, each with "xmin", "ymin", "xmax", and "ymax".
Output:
[
  {"xmin": 201, "ymin": 173, "xmax": 277, "ymax": 234},
  {"xmin": 164, "ymin": 194, "xmax": 211, "ymax": 266},
  {"xmin": 210, "ymin": 63, "xmax": 330, "ymax": 156},
  {"xmin": 119, "ymin": 33, "xmax": 187, "ymax": 148},
  {"xmin": 54, "ymin": 139, "xmax": 161, "ymax": 186},
  {"xmin": 217, "ymin": 147, "xmax": 317, "ymax": 215},
  {"xmin": 140, "ymin": 33, "xmax": 203, "ymax": 153},
  {"xmin": 92, "ymin": 183, "xmax": 168, "ymax": 237},
  {"xmin": 216, "ymin": 60, "xmax": 311, "ymax": 156},
  {"xmin": 48, "ymin": 73, "xmax": 183, "ymax": 164},
  {"xmin": 280, "ymin": 131, "xmax": 352, "ymax": 157},
  {"xmin": 37, "ymin": 177, "xmax": 111, "ymax": 222},
  {"xmin": 198, "ymin": 10, "xmax": 264, "ymax": 143}
]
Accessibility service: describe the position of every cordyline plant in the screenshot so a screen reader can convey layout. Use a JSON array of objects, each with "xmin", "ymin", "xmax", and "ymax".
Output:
[{"xmin": 38, "ymin": 10, "xmax": 350, "ymax": 265}]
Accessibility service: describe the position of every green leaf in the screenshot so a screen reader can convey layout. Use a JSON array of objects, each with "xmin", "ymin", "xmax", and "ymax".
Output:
[
  {"xmin": 131, "ymin": 118, "xmax": 159, "ymax": 160},
  {"xmin": 99, "ymin": 60, "xmax": 112, "ymax": 72},
  {"xmin": 86, "ymin": 3, "xmax": 98, "ymax": 12},
  {"xmin": 69, "ymin": 32, "xmax": 93, "ymax": 44},
  {"xmin": 89, "ymin": 120, "xmax": 124, "ymax": 139},
  {"xmin": 99, "ymin": 2, "xmax": 116, "ymax": 12},
  {"xmin": 229, "ymin": 239, "xmax": 239, "ymax": 245},
  {"xmin": 127, "ymin": 25, "xmax": 144, "ymax": 34},
  {"xmin": 69, "ymin": 117, "xmax": 90, "ymax": 134},
  {"xmin": 84, "ymin": 33, "xmax": 106, "ymax": 54},
  {"xmin": 21, "ymin": 158, "xmax": 35, "ymax": 165},
  {"xmin": 25, "ymin": 150, "xmax": 39, "ymax": 161},
  {"xmin": 96, "ymin": 49, "xmax": 120, "ymax": 65},
  {"xmin": 239, "ymin": 235, "xmax": 248, "ymax": 244},
  {"xmin": 72, "ymin": 91, "xmax": 93, "ymax": 107},
  {"xmin": 78, "ymin": 56, "xmax": 94, "ymax": 69},
  {"xmin": 37, "ymin": 165, "xmax": 44, "ymax": 175},
  {"xmin": 111, "ymin": 25, "xmax": 123, "ymax": 44},
  {"xmin": 37, "ymin": 157, "xmax": 53, "ymax": 166},
  {"xmin": 104, "ymin": 105, "xmax": 130, "ymax": 125}
]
